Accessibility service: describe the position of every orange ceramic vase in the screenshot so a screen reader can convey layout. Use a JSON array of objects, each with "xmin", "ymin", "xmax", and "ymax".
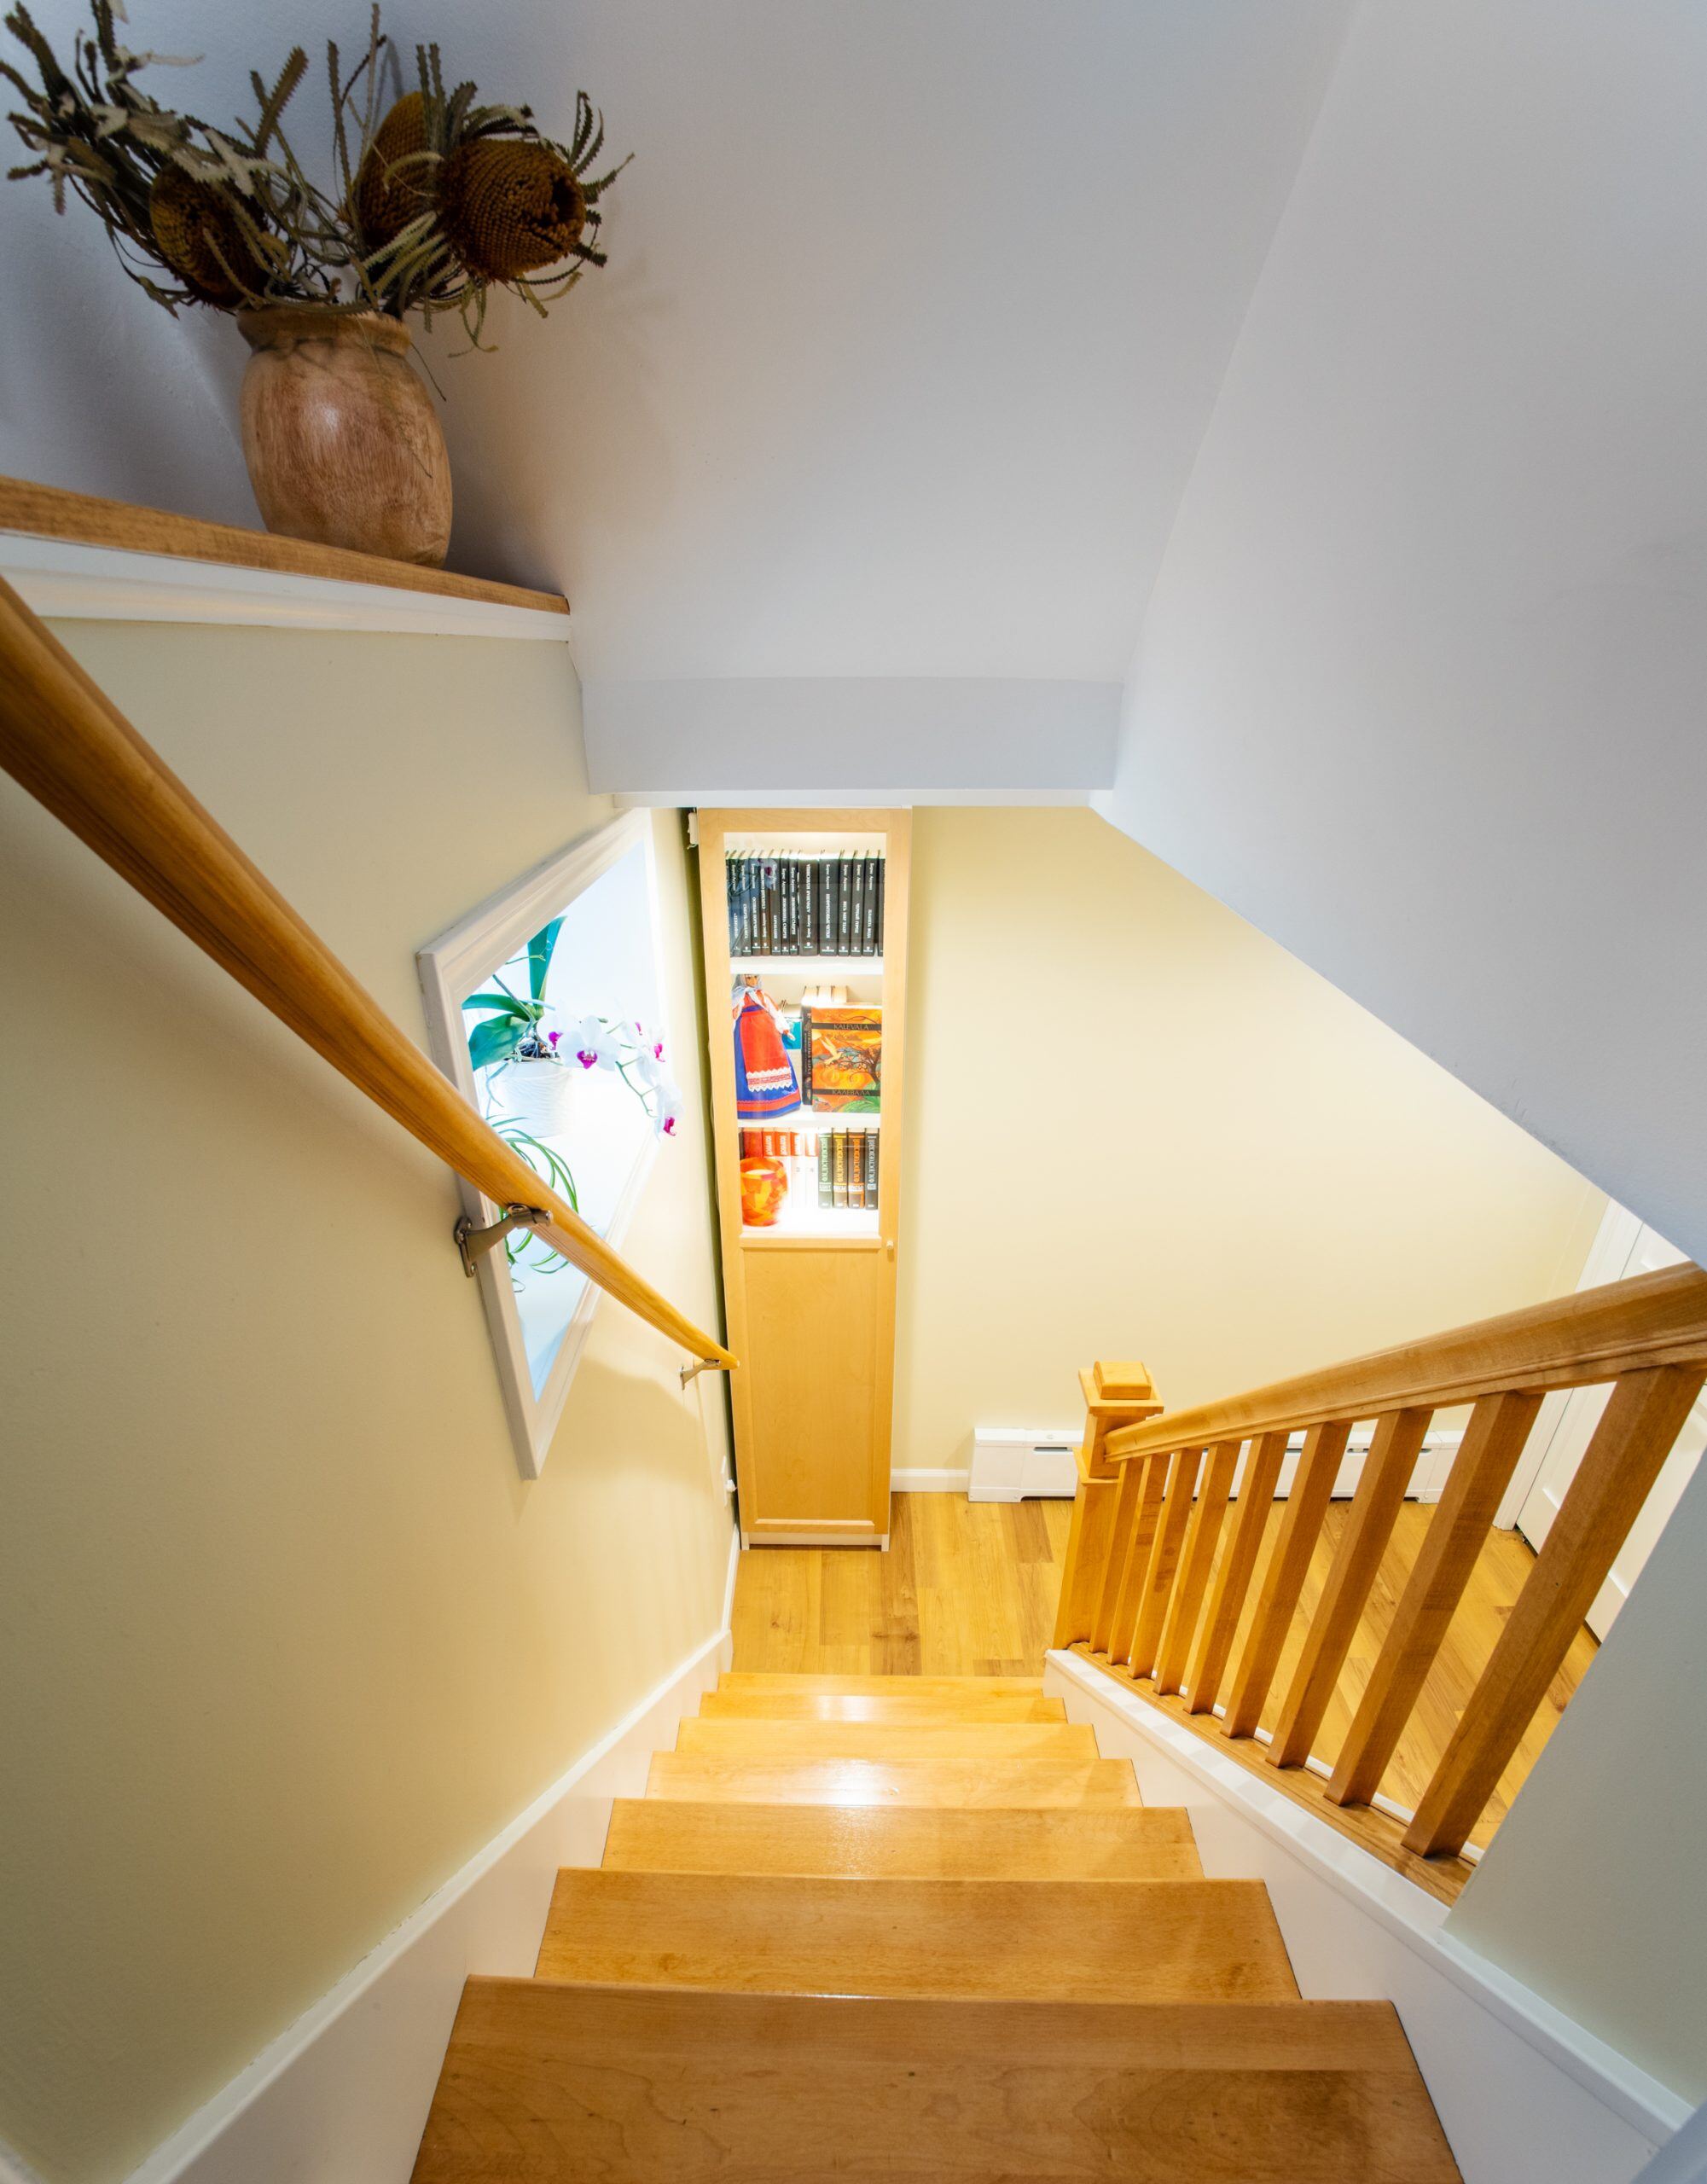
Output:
[{"xmin": 739, "ymin": 1155, "xmax": 788, "ymax": 1227}]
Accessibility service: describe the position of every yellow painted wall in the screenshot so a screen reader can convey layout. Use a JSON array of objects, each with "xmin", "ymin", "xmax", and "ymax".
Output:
[
  {"xmin": 0, "ymin": 622, "xmax": 733, "ymax": 2184},
  {"xmin": 895, "ymin": 808, "xmax": 1603, "ymax": 1464}
]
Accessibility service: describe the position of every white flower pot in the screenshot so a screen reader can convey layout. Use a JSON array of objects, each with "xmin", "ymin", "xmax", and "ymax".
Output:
[{"xmin": 497, "ymin": 1056, "xmax": 579, "ymax": 1136}]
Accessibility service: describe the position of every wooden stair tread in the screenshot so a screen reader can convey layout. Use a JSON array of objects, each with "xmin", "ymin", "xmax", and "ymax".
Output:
[
  {"xmin": 537, "ymin": 1871, "xmax": 1297, "ymax": 2001},
  {"xmin": 717, "ymin": 1672, "xmax": 1046, "ymax": 1697},
  {"xmin": 700, "ymin": 1687, "xmax": 1067, "ymax": 1722},
  {"xmin": 646, "ymin": 1751, "xmax": 1143, "ymax": 1807},
  {"xmin": 411, "ymin": 1985, "xmax": 1462, "ymax": 2182},
  {"xmin": 602, "ymin": 1798, "xmax": 1202, "ymax": 1878},
  {"xmin": 676, "ymin": 1717, "xmax": 1097, "ymax": 1760}
]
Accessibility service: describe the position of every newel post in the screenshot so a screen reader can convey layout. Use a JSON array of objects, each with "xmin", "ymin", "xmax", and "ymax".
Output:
[{"xmin": 1052, "ymin": 1361, "xmax": 1164, "ymax": 1648}]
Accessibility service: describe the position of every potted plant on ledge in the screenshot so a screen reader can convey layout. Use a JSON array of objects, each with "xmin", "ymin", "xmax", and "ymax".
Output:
[{"xmin": 3, "ymin": 3, "xmax": 628, "ymax": 566}]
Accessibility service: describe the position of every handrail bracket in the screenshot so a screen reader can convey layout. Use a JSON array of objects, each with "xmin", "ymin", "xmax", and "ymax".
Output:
[{"xmin": 456, "ymin": 1204, "xmax": 551, "ymax": 1278}]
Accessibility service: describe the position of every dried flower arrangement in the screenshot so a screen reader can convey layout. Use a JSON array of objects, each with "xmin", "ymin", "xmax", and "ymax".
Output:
[
  {"xmin": 3, "ymin": 3, "xmax": 629, "ymax": 561},
  {"xmin": 3, "ymin": 1, "xmax": 626, "ymax": 338}
]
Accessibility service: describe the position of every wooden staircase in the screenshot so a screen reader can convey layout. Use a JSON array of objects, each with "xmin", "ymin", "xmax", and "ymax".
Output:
[{"xmin": 410, "ymin": 1672, "xmax": 1460, "ymax": 2180}]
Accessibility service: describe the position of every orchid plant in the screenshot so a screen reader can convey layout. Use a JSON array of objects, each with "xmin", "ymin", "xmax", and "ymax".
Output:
[{"xmin": 461, "ymin": 916, "xmax": 682, "ymax": 1280}]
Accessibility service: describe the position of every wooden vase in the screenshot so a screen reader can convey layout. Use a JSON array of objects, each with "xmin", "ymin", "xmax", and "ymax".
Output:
[{"xmin": 236, "ymin": 307, "xmax": 452, "ymax": 567}]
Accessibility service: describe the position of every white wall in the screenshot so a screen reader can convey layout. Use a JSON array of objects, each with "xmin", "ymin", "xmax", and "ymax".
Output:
[{"xmin": 1099, "ymin": 0, "xmax": 1707, "ymax": 1269}]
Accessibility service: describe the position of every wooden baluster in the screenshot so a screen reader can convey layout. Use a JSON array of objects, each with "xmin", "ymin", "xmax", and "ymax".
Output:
[
  {"xmin": 1269, "ymin": 1409, "xmax": 1433, "ymax": 1769},
  {"xmin": 1089, "ymin": 1458, "xmax": 1149, "ymax": 1656},
  {"xmin": 1108, "ymin": 1453, "xmax": 1170, "ymax": 1664},
  {"xmin": 1054, "ymin": 1362, "xmax": 1162, "ymax": 1650},
  {"xmin": 1326, "ymin": 1390, "xmax": 1542, "ymax": 1809},
  {"xmin": 1403, "ymin": 1367, "xmax": 1705, "ymax": 1856},
  {"xmin": 1156, "ymin": 1438, "xmax": 1242, "ymax": 1696},
  {"xmin": 1222, "ymin": 1420, "xmax": 1352, "ymax": 1739},
  {"xmin": 1184, "ymin": 1431, "xmax": 1289, "ymax": 1716},
  {"xmin": 1128, "ymin": 1447, "xmax": 1205, "ymax": 1679}
]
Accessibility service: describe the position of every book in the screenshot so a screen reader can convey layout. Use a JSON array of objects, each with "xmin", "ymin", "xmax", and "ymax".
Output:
[
  {"xmin": 802, "ymin": 857, "xmax": 816, "ymax": 954},
  {"xmin": 863, "ymin": 1127, "xmax": 878, "ymax": 1206},
  {"xmin": 862, "ymin": 852, "xmax": 878, "ymax": 953},
  {"xmin": 805, "ymin": 1006, "xmax": 880, "ymax": 1111},
  {"xmin": 873, "ymin": 855, "xmax": 884, "ymax": 956},
  {"xmin": 831, "ymin": 1129, "xmax": 847, "ymax": 1208},
  {"xmin": 798, "ymin": 1004, "xmax": 812, "ymax": 1104},
  {"xmin": 849, "ymin": 855, "xmax": 864, "ymax": 955},
  {"xmin": 836, "ymin": 854, "xmax": 851, "ymax": 953},
  {"xmin": 817, "ymin": 1130, "xmax": 833, "ymax": 1208}
]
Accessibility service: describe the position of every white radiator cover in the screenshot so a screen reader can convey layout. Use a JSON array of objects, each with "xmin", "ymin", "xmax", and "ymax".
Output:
[{"xmin": 967, "ymin": 1427, "xmax": 1082, "ymax": 1502}]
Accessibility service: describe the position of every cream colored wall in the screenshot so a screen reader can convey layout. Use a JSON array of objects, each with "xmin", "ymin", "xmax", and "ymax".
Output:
[
  {"xmin": 0, "ymin": 622, "xmax": 733, "ymax": 2184},
  {"xmin": 895, "ymin": 808, "xmax": 1603, "ymax": 1465}
]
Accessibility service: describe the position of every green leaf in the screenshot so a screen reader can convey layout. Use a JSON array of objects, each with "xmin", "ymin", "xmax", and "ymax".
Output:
[
  {"xmin": 527, "ymin": 916, "xmax": 562, "ymax": 1002},
  {"xmin": 467, "ymin": 1016, "xmax": 528, "ymax": 1072},
  {"xmin": 461, "ymin": 990, "xmax": 536, "ymax": 1019}
]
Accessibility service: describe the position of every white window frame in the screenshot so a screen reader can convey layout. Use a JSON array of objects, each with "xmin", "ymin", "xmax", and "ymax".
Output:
[{"xmin": 416, "ymin": 810, "xmax": 670, "ymax": 1478}]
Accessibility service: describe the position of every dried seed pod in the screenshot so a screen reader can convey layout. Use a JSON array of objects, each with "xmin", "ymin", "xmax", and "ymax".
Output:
[
  {"xmin": 438, "ymin": 137, "xmax": 587, "ymax": 282},
  {"xmin": 148, "ymin": 166, "xmax": 266, "ymax": 305},
  {"xmin": 355, "ymin": 89, "xmax": 431, "ymax": 246}
]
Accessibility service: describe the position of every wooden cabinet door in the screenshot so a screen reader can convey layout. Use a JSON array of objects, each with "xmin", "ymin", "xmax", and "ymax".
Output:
[{"xmin": 738, "ymin": 1240, "xmax": 893, "ymax": 1542}]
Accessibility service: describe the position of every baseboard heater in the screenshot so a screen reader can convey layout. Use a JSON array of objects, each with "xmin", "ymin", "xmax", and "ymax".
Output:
[
  {"xmin": 968, "ymin": 1428, "xmax": 1082, "ymax": 1502},
  {"xmin": 967, "ymin": 1422, "xmax": 1465, "ymax": 1504}
]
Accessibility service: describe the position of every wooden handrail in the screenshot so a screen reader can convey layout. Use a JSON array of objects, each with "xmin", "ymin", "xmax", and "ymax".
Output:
[
  {"xmin": 1060, "ymin": 1280, "xmax": 1707, "ymax": 1895},
  {"xmin": 1105, "ymin": 1263, "xmax": 1707, "ymax": 1462},
  {"xmin": 0, "ymin": 573, "xmax": 734, "ymax": 1371}
]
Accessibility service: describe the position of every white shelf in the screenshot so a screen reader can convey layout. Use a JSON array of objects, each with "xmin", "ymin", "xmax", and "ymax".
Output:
[
  {"xmin": 733, "ymin": 955, "xmax": 883, "ymax": 976},
  {"xmin": 744, "ymin": 1204, "xmax": 880, "ymax": 1241}
]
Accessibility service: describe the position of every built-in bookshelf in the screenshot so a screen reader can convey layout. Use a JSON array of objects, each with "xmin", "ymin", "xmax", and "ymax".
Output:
[{"xmin": 696, "ymin": 810, "xmax": 909, "ymax": 1548}]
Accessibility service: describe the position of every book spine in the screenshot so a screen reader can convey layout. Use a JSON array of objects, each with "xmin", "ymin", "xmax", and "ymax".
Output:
[
  {"xmin": 874, "ymin": 854, "xmax": 885, "ymax": 957},
  {"xmin": 862, "ymin": 853, "xmax": 878, "ymax": 953},
  {"xmin": 821, "ymin": 856, "xmax": 833, "ymax": 957},
  {"xmin": 798, "ymin": 1005, "xmax": 812, "ymax": 1105},
  {"xmin": 837, "ymin": 855, "xmax": 851, "ymax": 953},
  {"xmin": 846, "ymin": 1126, "xmax": 861, "ymax": 1209},
  {"xmin": 790, "ymin": 857, "xmax": 802, "ymax": 951},
  {"xmin": 781, "ymin": 857, "xmax": 793, "ymax": 953},
  {"xmin": 817, "ymin": 1130, "xmax": 833, "ymax": 1208},
  {"xmin": 832, "ymin": 1129, "xmax": 847, "ymax": 1208},
  {"xmin": 864, "ymin": 1127, "xmax": 878, "ymax": 1209},
  {"xmin": 802, "ymin": 857, "xmax": 816, "ymax": 954},
  {"xmin": 851, "ymin": 856, "xmax": 865, "ymax": 954}
]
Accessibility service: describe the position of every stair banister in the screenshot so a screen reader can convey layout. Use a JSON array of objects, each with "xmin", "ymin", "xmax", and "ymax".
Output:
[
  {"xmin": 0, "ymin": 573, "xmax": 735, "ymax": 1371},
  {"xmin": 1058, "ymin": 1268, "xmax": 1707, "ymax": 1889}
]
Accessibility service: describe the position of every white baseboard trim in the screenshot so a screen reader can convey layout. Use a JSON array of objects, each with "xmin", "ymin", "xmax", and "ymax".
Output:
[
  {"xmin": 721, "ymin": 1517, "xmax": 741, "ymax": 1634},
  {"xmin": 1047, "ymin": 1650, "xmax": 1686, "ymax": 2184},
  {"xmin": 891, "ymin": 1467, "xmax": 969, "ymax": 1493},
  {"xmin": 120, "ymin": 1603, "xmax": 735, "ymax": 2184}
]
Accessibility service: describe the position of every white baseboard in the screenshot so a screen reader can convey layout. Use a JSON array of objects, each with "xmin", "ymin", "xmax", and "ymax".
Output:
[
  {"xmin": 118, "ymin": 1571, "xmax": 738, "ymax": 2184},
  {"xmin": 1046, "ymin": 1651, "xmax": 1685, "ymax": 2184},
  {"xmin": 891, "ymin": 1467, "xmax": 969, "ymax": 1493}
]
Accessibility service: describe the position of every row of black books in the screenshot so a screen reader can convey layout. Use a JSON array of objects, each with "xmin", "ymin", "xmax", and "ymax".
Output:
[
  {"xmin": 739, "ymin": 1124, "xmax": 880, "ymax": 1211},
  {"xmin": 726, "ymin": 852, "xmax": 885, "ymax": 957}
]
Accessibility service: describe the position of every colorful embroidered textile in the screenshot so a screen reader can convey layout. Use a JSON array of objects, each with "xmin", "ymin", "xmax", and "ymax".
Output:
[{"xmin": 734, "ymin": 984, "xmax": 801, "ymax": 1120}]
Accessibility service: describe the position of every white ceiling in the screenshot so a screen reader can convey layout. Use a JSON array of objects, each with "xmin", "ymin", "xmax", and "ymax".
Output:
[{"xmin": 2, "ymin": 0, "xmax": 1347, "ymax": 696}]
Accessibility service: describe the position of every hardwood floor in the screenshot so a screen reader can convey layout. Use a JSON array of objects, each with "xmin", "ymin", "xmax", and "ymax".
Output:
[{"xmin": 730, "ymin": 1491, "xmax": 1598, "ymax": 1845}]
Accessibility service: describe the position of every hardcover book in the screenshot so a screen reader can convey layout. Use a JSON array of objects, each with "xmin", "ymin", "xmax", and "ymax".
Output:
[{"xmin": 805, "ymin": 1006, "xmax": 880, "ymax": 1111}]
